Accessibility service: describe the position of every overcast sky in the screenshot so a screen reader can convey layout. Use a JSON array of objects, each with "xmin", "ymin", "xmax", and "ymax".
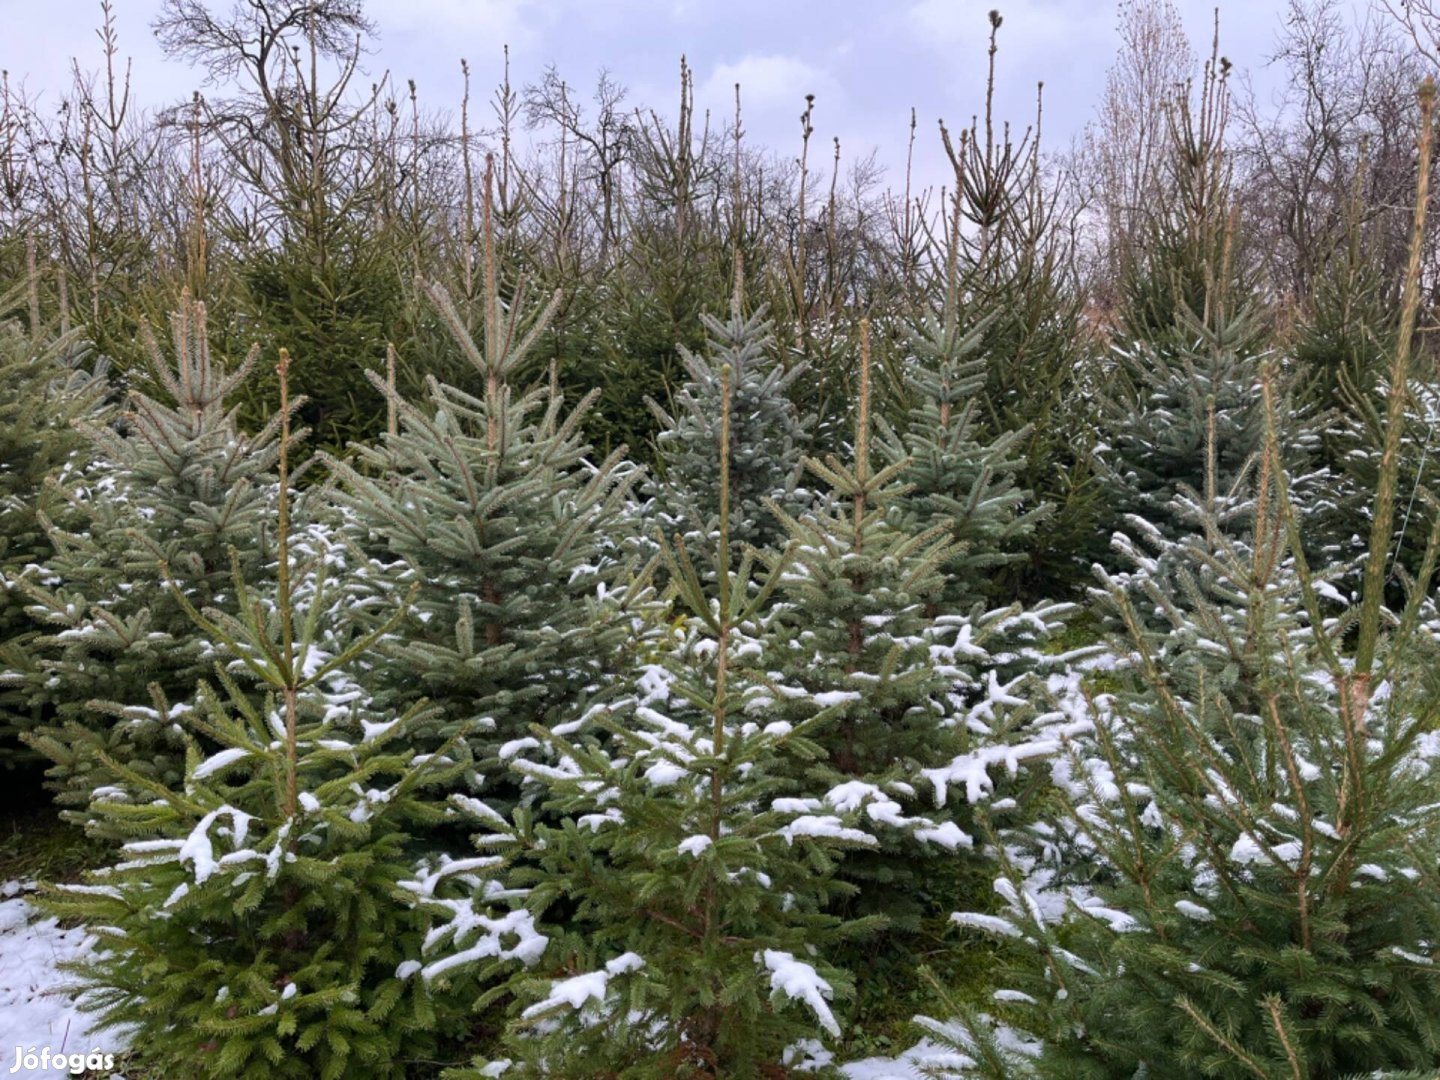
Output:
[{"xmin": 4, "ymin": 0, "xmax": 1379, "ymax": 193}]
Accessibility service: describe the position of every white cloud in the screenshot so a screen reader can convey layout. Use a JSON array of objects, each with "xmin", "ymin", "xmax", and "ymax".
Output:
[
  {"xmin": 697, "ymin": 53, "xmax": 841, "ymax": 116},
  {"xmin": 907, "ymin": 0, "xmax": 1106, "ymax": 52},
  {"xmin": 366, "ymin": 0, "xmax": 551, "ymax": 50}
]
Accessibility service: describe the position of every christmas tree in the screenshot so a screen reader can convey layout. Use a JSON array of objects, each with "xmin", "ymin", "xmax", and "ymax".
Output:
[
  {"xmin": 447, "ymin": 362, "xmax": 888, "ymax": 1078},
  {"xmin": 1096, "ymin": 28, "xmax": 1329, "ymax": 547},
  {"xmin": 324, "ymin": 173, "xmax": 643, "ymax": 795},
  {"xmin": 0, "ymin": 297, "xmax": 109, "ymax": 764},
  {"xmin": 44, "ymin": 352, "xmax": 540, "ymax": 1079},
  {"xmin": 878, "ymin": 264, "xmax": 1049, "ymax": 612},
  {"xmin": 11, "ymin": 293, "xmax": 284, "ymax": 819},
  {"xmin": 932, "ymin": 10, "xmax": 1102, "ymax": 598},
  {"xmin": 648, "ymin": 280, "xmax": 813, "ymax": 567},
  {"xmin": 765, "ymin": 322, "xmax": 1069, "ymax": 938},
  {"xmin": 1096, "ymin": 305, "xmax": 1326, "ymax": 542},
  {"xmin": 931, "ymin": 93, "xmax": 1440, "ymax": 1076},
  {"xmin": 1115, "ymin": 34, "xmax": 1259, "ymax": 356},
  {"xmin": 937, "ymin": 430, "xmax": 1440, "ymax": 1079}
]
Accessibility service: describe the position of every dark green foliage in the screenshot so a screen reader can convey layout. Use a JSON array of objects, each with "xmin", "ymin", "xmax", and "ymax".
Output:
[
  {"xmin": 1114, "ymin": 50, "xmax": 1261, "ymax": 355},
  {"xmin": 904, "ymin": 13, "xmax": 1106, "ymax": 600},
  {"xmin": 450, "ymin": 365, "xmax": 880, "ymax": 1078},
  {"xmin": 880, "ymin": 298, "xmax": 1049, "ymax": 611},
  {"xmin": 232, "ymin": 227, "xmax": 406, "ymax": 452},
  {"xmin": 552, "ymin": 271, "xmax": 730, "ymax": 466},
  {"xmin": 42, "ymin": 366, "xmax": 514, "ymax": 1079},
  {"xmin": 1096, "ymin": 308, "xmax": 1326, "ymax": 542},
  {"xmin": 964, "ymin": 249, "xmax": 1102, "ymax": 602},
  {"xmin": 1293, "ymin": 230, "xmax": 1393, "ymax": 426},
  {"xmin": 934, "ymin": 440, "xmax": 1440, "ymax": 1079}
]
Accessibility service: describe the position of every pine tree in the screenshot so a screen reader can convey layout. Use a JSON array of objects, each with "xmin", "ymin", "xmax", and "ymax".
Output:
[
  {"xmin": 1096, "ymin": 306, "xmax": 1326, "ymax": 543},
  {"xmin": 879, "ymin": 266, "xmax": 1048, "ymax": 612},
  {"xmin": 324, "ymin": 178, "xmax": 642, "ymax": 795},
  {"xmin": 1115, "ymin": 35, "xmax": 1259, "ymax": 356},
  {"xmin": 932, "ymin": 10, "xmax": 1103, "ymax": 598},
  {"xmin": 43, "ymin": 352, "xmax": 539, "ymax": 1080},
  {"xmin": 936, "ymin": 434, "xmax": 1440, "ymax": 1079},
  {"xmin": 648, "ymin": 289, "xmax": 813, "ymax": 566},
  {"xmin": 0, "ymin": 298, "xmax": 109, "ymax": 763},
  {"xmin": 446, "ymin": 363, "xmax": 887, "ymax": 1078},
  {"xmin": 765, "ymin": 322, "xmax": 1068, "ymax": 938},
  {"xmin": 1096, "ymin": 26, "xmax": 1327, "ymax": 547},
  {"xmin": 1292, "ymin": 159, "xmax": 1393, "ymax": 425},
  {"xmin": 10, "ymin": 294, "xmax": 283, "ymax": 819},
  {"xmin": 931, "ymin": 90, "xmax": 1440, "ymax": 1077}
]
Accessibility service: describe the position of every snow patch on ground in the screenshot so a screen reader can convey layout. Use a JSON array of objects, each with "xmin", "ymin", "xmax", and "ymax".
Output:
[{"xmin": 0, "ymin": 881, "xmax": 128, "ymax": 1071}]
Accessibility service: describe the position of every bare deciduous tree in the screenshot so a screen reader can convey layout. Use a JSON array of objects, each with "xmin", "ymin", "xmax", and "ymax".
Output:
[
  {"xmin": 1074, "ymin": 0, "xmax": 1195, "ymax": 307},
  {"xmin": 523, "ymin": 66, "xmax": 631, "ymax": 266},
  {"xmin": 1235, "ymin": 0, "xmax": 1425, "ymax": 304}
]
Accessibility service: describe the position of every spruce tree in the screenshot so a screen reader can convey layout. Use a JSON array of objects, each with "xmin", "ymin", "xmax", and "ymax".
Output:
[
  {"xmin": 765, "ymin": 322, "xmax": 1067, "ymax": 936},
  {"xmin": 44, "ymin": 352, "xmax": 539, "ymax": 1080},
  {"xmin": 648, "ymin": 293, "xmax": 813, "ymax": 566},
  {"xmin": 931, "ymin": 92, "xmax": 1440, "ymax": 1077},
  {"xmin": 1096, "ymin": 30, "xmax": 1325, "ymax": 546},
  {"xmin": 1096, "ymin": 306, "xmax": 1326, "ymax": 543},
  {"xmin": 1115, "ymin": 38, "xmax": 1259, "ymax": 355},
  {"xmin": 324, "ymin": 182, "xmax": 642, "ymax": 793},
  {"xmin": 0, "ymin": 301, "xmax": 109, "ymax": 764},
  {"xmin": 879, "ymin": 271, "xmax": 1048, "ymax": 611},
  {"xmin": 447, "ymin": 364, "xmax": 886, "ymax": 1078},
  {"xmin": 10, "ymin": 294, "xmax": 283, "ymax": 818},
  {"xmin": 933, "ymin": 10, "xmax": 1103, "ymax": 598},
  {"xmin": 1292, "ymin": 163, "xmax": 1393, "ymax": 425},
  {"xmin": 936, "ymin": 430, "xmax": 1440, "ymax": 1080}
]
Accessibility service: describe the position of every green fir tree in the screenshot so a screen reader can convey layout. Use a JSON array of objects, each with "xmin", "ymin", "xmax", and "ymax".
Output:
[
  {"xmin": 0, "ymin": 298, "xmax": 109, "ymax": 763},
  {"xmin": 11, "ymin": 294, "xmax": 284, "ymax": 819},
  {"xmin": 44, "ymin": 352, "xmax": 538, "ymax": 1079},
  {"xmin": 879, "ymin": 277, "xmax": 1048, "ymax": 612},
  {"xmin": 648, "ymin": 289, "xmax": 813, "ymax": 566},
  {"xmin": 325, "ymin": 187, "xmax": 643, "ymax": 796},
  {"xmin": 765, "ymin": 322, "xmax": 1069, "ymax": 939},
  {"xmin": 448, "ymin": 362, "xmax": 886, "ymax": 1078},
  {"xmin": 931, "ymin": 104, "xmax": 1440, "ymax": 1070}
]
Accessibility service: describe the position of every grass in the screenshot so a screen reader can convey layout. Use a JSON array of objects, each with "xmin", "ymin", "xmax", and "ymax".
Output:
[{"xmin": 0, "ymin": 769, "xmax": 110, "ymax": 887}]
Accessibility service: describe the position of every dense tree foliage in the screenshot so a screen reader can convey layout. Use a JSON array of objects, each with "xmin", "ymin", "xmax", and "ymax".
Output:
[{"xmin": 2, "ymin": 3, "xmax": 1439, "ymax": 1077}]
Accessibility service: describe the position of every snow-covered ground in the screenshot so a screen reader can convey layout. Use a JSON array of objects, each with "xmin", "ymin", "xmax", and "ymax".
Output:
[{"xmin": 0, "ymin": 881, "xmax": 127, "ymax": 1077}]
